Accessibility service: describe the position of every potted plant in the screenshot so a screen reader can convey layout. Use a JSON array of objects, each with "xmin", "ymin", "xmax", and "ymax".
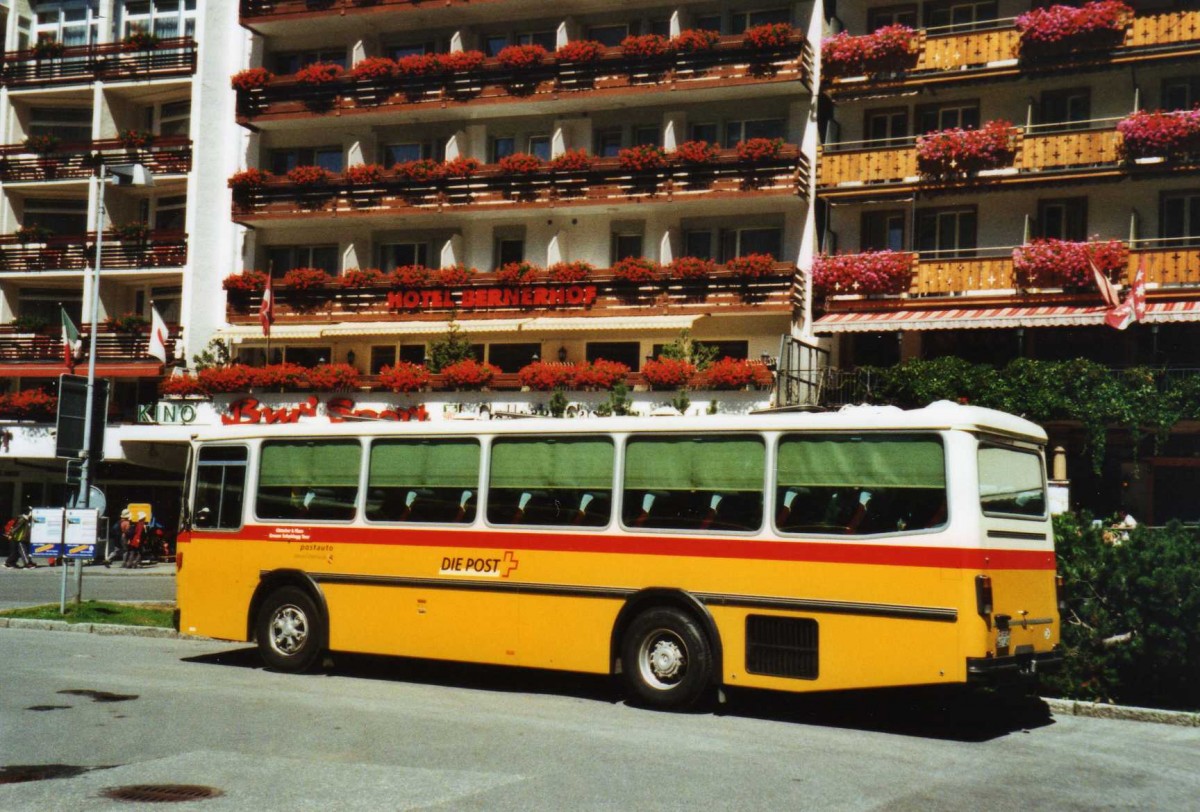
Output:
[
  {"xmin": 251, "ymin": 362, "xmax": 308, "ymax": 392},
  {"xmin": 221, "ymin": 270, "xmax": 268, "ymax": 293},
  {"xmin": 916, "ymin": 120, "xmax": 1019, "ymax": 177},
  {"xmin": 441, "ymin": 156, "xmax": 481, "ymax": 179},
  {"xmin": 231, "ymin": 68, "xmax": 274, "ymax": 91},
  {"xmin": 735, "ymin": 137, "xmax": 785, "ymax": 163},
  {"xmin": 1117, "ymin": 109, "xmax": 1200, "ymax": 161},
  {"xmin": 286, "ymin": 165, "xmax": 334, "ymax": 188},
  {"xmin": 547, "ymin": 260, "xmax": 594, "ymax": 283},
  {"xmin": 435, "ymin": 264, "xmax": 476, "ymax": 286},
  {"xmin": 123, "ymin": 26, "xmax": 161, "ymax": 51},
  {"xmin": 613, "ymin": 256, "xmax": 662, "ymax": 283},
  {"xmin": 440, "ymin": 358, "xmax": 499, "ymax": 390},
  {"xmin": 821, "ymin": 24, "xmax": 916, "ymax": 78},
  {"xmin": 812, "ymin": 250, "xmax": 915, "ymax": 297},
  {"xmin": 1015, "ymin": 1, "xmax": 1133, "ymax": 59},
  {"xmin": 434, "ymin": 50, "xmax": 487, "ymax": 74},
  {"xmin": 282, "ymin": 266, "xmax": 331, "ymax": 290},
  {"xmin": 621, "ymin": 34, "xmax": 673, "ymax": 61},
  {"xmin": 669, "ymin": 256, "xmax": 717, "ymax": 280},
  {"xmin": 725, "ymin": 253, "xmax": 778, "ymax": 278},
  {"xmin": 294, "ymin": 61, "xmax": 345, "ymax": 86},
  {"xmin": 378, "ymin": 361, "xmax": 431, "ymax": 393},
  {"xmin": 573, "ymin": 359, "xmax": 629, "ymax": 390},
  {"xmin": 1012, "ymin": 239, "xmax": 1128, "ymax": 289},
  {"xmin": 496, "ymin": 261, "xmax": 540, "ymax": 285},
  {"xmin": 349, "ymin": 56, "xmax": 396, "ymax": 81},
  {"xmin": 305, "ymin": 363, "xmax": 361, "ymax": 392},
  {"xmin": 396, "ymin": 53, "xmax": 437, "ymax": 80},
  {"xmin": 672, "ymin": 29, "xmax": 721, "ymax": 54},
  {"xmin": 337, "ymin": 267, "xmax": 385, "ymax": 288},
  {"xmin": 641, "ymin": 357, "xmax": 697, "ymax": 389},
  {"xmin": 518, "ymin": 360, "xmax": 576, "ymax": 391},
  {"xmin": 391, "ymin": 264, "xmax": 431, "ymax": 288},
  {"xmin": 499, "ymin": 152, "xmax": 544, "ymax": 174},
  {"xmin": 697, "ymin": 357, "xmax": 773, "ymax": 390}
]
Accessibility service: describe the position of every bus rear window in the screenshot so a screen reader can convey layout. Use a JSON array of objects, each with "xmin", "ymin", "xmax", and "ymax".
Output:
[
  {"xmin": 623, "ymin": 436, "xmax": 764, "ymax": 532},
  {"xmin": 488, "ymin": 437, "xmax": 614, "ymax": 527},
  {"xmin": 775, "ymin": 435, "xmax": 946, "ymax": 535},
  {"xmin": 978, "ymin": 445, "xmax": 1045, "ymax": 517},
  {"xmin": 368, "ymin": 439, "xmax": 480, "ymax": 523},
  {"xmin": 257, "ymin": 440, "xmax": 361, "ymax": 522}
]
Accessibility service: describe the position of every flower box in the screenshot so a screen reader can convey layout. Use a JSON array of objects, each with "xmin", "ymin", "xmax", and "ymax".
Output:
[
  {"xmin": 435, "ymin": 264, "xmax": 476, "ymax": 286},
  {"xmin": 1012, "ymin": 239, "xmax": 1127, "ymax": 289},
  {"xmin": 344, "ymin": 163, "xmax": 386, "ymax": 185},
  {"xmin": 31, "ymin": 37, "xmax": 65, "ymax": 60},
  {"xmin": 282, "ymin": 266, "xmax": 331, "ymax": 290},
  {"xmin": 112, "ymin": 222, "xmax": 152, "ymax": 243},
  {"xmin": 222, "ymin": 270, "xmax": 268, "ymax": 293},
  {"xmin": 621, "ymin": 34, "xmax": 673, "ymax": 60},
  {"xmin": 642, "ymin": 357, "xmax": 697, "ymax": 389},
  {"xmin": 118, "ymin": 129, "xmax": 156, "ymax": 149},
  {"xmin": 378, "ymin": 361, "xmax": 431, "ymax": 393},
  {"xmin": 0, "ymin": 389, "xmax": 58, "ymax": 421},
  {"xmin": 670, "ymin": 140, "xmax": 719, "ymax": 165},
  {"xmin": 23, "ymin": 134, "xmax": 60, "ymax": 155},
  {"xmin": 821, "ymin": 24, "xmax": 916, "ymax": 79},
  {"xmin": 105, "ymin": 312, "xmax": 149, "ymax": 333},
  {"xmin": 1015, "ymin": 1, "xmax": 1133, "ymax": 59},
  {"xmin": 548, "ymin": 149, "xmax": 595, "ymax": 172},
  {"xmin": 14, "ymin": 225, "xmax": 51, "ymax": 244},
  {"xmin": 395, "ymin": 159, "xmax": 444, "ymax": 183},
  {"xmin": 613, "ymin": 256, "xmax": 663, "ymax": 283},
  {"xmin": 812, "ymin": 250, "xmax": 915, "ymax": 297},
  {"xmin": 735, "ymin": 137, "xmax": 785, "ymax": 163},
  {"xmin": 391, "ymin": 264, "xmax": 431, "ymax": 288},
  {"xmin": 435, "ymin": 50, "xmax": 486, "ymax": 74},
  {"xmin": 159, "ymin": 375, "xmax": 205, "ymax": 399},
  {"xmin": 286, "ymin": 165, "xmax": 334, "ymax": 187},
  {"xmin": 498, "ymin": 152, "xmax": 544, "ymax": 174},
  {"xmin": 618, "ymin": 144, "xmax": 668, "ymax": 172},
  {"xmin": 497, "ymin": 44, "xmax": 548, "ymax": 71},
  {"xmin": 669, "ymin": 256, "xmax": 717, "ymax": 280},
  {"xmin": 697, "ymin": 358, "xmax": 773, "ymax": 390},
  {"xmin": 349, "ymin": 57, "xmax": 396, "ymax": 81},
  {"xmin": 1117, "ymin": 109, "xmax": 1200, "ymax": 161},
  {"xmin": 671, "ymin": 29, "xmax": 721, "ymax": 54},
  {"xmin": 441, "ymin": 156, "xmax": 481, "ymax": 179},
  {"xmin": 305, "ymin": 363, "xmax": 361, "ymax": 392},
  {"xmin": 231, "ymin": 68, "xmax": 273, "ymax": 91},
  {"xmin": 294, "ymin": 62, "xmax": 345, "ymax": 86},
  {"xmin": 337, "ymin": 267, "xmax": 385, "ymax": 288},
  {"xmin": 227, "ymin": 168, "xmax": 271, "ymax": 190},
  {"xmin": 397, "ymin": 53, "xmax": 437, "ymax": 78},
  {"xmin": 547, "ymin": 261, "xmax": 594, "ymax": 283},
  {"xmin": 518, "ymin": 361, "xmax": 576, "ymax": 391},
  {"xmin": 123, "ymin": 27, "xmax": 161, "ymax": 51},
  {"xmin": 916, "ymin": 120, "xmax": 1019, "ymax": 177},
  {"xmin": 440, "ymin": 359, "xmax": 499, "ymax": 390},
  {"xmin": 198, "ymin": 365, "xmax": 254, "ymax": 394},
  {"xmin": 725, "ymin": 253, "xmax": 778, "ymax": 278},
  {"xmin": 496, "ymin": 261, "xmax": 540, "ymax": 285},
  {"xmin": 252, "ymin": 363, "xmax": 308, "ymax": 391},
  {"xmin": 573, "ymin": 359, "xmax": 630, "ymax": 390},
  {"xmin": 744, "ymin": 22, "xmax": 796, "ymax": 51},
  {"xmin": 555, "ymin": 40, "xmax": 605, "ymax": 64}
]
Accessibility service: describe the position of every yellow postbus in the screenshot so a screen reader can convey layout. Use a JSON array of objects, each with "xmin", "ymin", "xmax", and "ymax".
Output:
[{"xmin": 175, "ymin": 402, "xmax": 1061, "ymax": 709}]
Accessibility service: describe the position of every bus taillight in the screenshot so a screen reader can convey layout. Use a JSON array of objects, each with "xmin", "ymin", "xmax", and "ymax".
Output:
[
  {"xmin": 1056, "ymin": 574, "xmax": 1065, "ymax": 611},
  {"xmin": 975, "ymin": 574, "xmax": 993, "ymax": 618}
]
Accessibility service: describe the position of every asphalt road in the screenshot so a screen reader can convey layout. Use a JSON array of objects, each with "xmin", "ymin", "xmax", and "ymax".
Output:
[
  {"xmin": 0, "ymin": 563, "xmax": 175, "ymax": 611},
  {"xmin": 2, "ymin": 628, "xmax": 1197, "ymax": 811}
]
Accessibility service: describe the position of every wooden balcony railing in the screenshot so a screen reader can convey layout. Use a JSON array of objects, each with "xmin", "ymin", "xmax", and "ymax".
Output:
[
  {"xmin": 0, "ymin": 230, "xmax": 187, "ymax": 273},
  {"xmin": 0, "ymin": 325, "xmax": 179, "ymax": 366},
  {"xmin": 237, "ymin": 36, "xmax": 811, "ymax": 122},
  {"xmin": 826, "ymin": 10, "xmax": 1200, "ymax": 95},
  {"xmin": 1, "ymin": 38, "xmax": 197, "ymax": 87},
  {"xmin": 828, "ymin": 244, "xmax": 1200, "ymax": 301},
  {"xmin": 818, "ymin": 120, "xmax": 1138, "ymax": 193},
  {"xmin": 0, "ymin": 137, "xmax": 192, "ymax": 182},
  {"xmin": 233, "ymin": 148, "xmax": 808, "ymax": 221},
  {"xmin": 226, "ymin": 263, "xmax": 800, "ymax": 324},
  {"xmin": 241, "ymin": 0, "xmax": 493, "ymax": 21}
]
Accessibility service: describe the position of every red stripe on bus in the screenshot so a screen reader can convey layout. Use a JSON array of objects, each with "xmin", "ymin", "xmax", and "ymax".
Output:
[{"xmin": 217, "ymin": 525, "xmax": 1056, "ymax": 570}]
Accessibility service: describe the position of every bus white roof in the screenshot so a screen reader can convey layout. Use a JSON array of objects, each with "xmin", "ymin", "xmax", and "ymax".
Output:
[{"xmin": 192, "ymin": 401, "xmax": 1047, "ymax": 444}]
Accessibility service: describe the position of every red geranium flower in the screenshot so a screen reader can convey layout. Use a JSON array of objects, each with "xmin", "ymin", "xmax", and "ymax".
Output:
[
  {"xmin": 499, "ymin": 152, "xmax": 544, "ymax": 174},
  {"xmin": 744, "ymin": 22, "xmax": 795, "ymax": 50},
  {"xmin": 378, "ymin": 361, "xmax": 431, "ymax": 393},
  {"xmin": 1016, "ymin": 1, "xmax": 1133, "ymax": 57},
  {"xmin": 671, "ymin": 29, "xmax": 721, "ymax": 53},
  {"xmin": 294, "ymin": 61, "xmax": 344, "ymax": 86},
  {"xmin": 496, "ymin": 261, "xmax": 540, "ymax": 285},
  {"xmin": 197, "ymin": 364, "xmax": 254, "ymax": 394},
  {"xmin": 518, "ymin": 361, "xmax": 576, "ymax": 391},
  {"xmin": 344, "ymin": 163, "xmax": 386, "ymax": 185},
  {"xmin": 618, "ymin": 144, "xmax": 668, "ymax": 171},
  {"xmin": 547, "ymin": 260, "xmax": 594, "ymax": 283},
  {"xmin": 435, "ymin": 264, "xmax": 476, "ymax": 286},
  {"xmin": 613, "ymin": 256, "xmax": 662, "ymax": 283},
  {"xmin": 697, "ymin": 357, "xmax": 773, "ymax": 390},
  {"xmin": 337, "ymin": 267, "xmax": 384, "ymax": 288},
  {"xmin": 231, "ymin": 68, "xmax": 273, "ymax": 91},
  {"xmin": 915, "ymin": 120, "xmax": 1018, "ymax": 176},
  {"xmin": 395, "ymin": 159, "xmax": 445, "ymax": 183},
  {"xmin": 435, "ymin": 50, "xmax": 486, "ymax": 74},
  {"xmin": 158, "ymin": 375, "xmax": 204, "ymax": 398},
  {"xmin": 222, "ymin": 270, "xmax": 268, "ymax": 293},
  {"xmin": 282, "ymin": 266, "xmax": 331, "ymax": 290},
  {"xmin": 441, "ymin": 156, "xmax": 481, "ymax": 178},
  {"xmin": 573, "ymin": 359, "xmax": 629, "ymax": 390},
  {"xmin": 735, "ymin": 137, "xmax": 785, "ymax": 162},
  {"xmin": 554, "ymin": 39, "xmax": 606, "ymax": 63},
  {"xmin": 286, "ymin": 165, "xmax": 334, "ymax": 187},
  {"xmin": 669, "ymin": 256, "xmax": 717, "ymax": 280},
  {"xmin": 821, "ymin": 24, "xmax": 916, "ymax": 78},
  {"xmin": 391, "ymin": 265, "xmax": 431, "ymax": 288},
  {"xmin": 227, "ymin": 168, "xmax": 271, "ymax": 189},
  {"xmin": 641, "ymin": 357, "xmax": 697, "ymax": 389},
  {"xmin": 440, "ymin": 359, "xmax": 499, "ymax": 390},
  {"xmin": 305, "ymin": 363, "xmax": 361, "ymax": 392},
  {"xmin": 1117, "ymin": 109, "xmax": 1200, "ymax": 160},
  {"xmin": 548, "ymin": 149, "xmax": 595, "ymax": 172},
  {"xmin": 621, "ymin": 34, "xmax": 673, "ymax": 60},
  {"xmin": 396, "ymin": 53, "xmax": 437, "ymax": 77},
  {"xmin": 670, "ymin": 140, "xmax": 720, "ymax": 164},
  {"xmin": 812, "ymin": 251, "xmax": 915, "ymax": 297},
  {"xmin": 498, "ymin": 44, "xmax": 548, "ymax": 71},
  {"xmin": 725, "ymin": 253, "xmax": 777, "ymax": 278},
  {"xmin": 0, "ymin": 389, "xmax": 59, "ymax": 421},
  {"xmin": 349, "ymin": 57, "xmax": 395, "ymax": 81},
  {"xmin": 251, "ymin": 363, "xmax": 308, "ymax": 391},
  {"xmin": 1012, "ymin": 239, "xmax": 1128, "ymax": 289}
]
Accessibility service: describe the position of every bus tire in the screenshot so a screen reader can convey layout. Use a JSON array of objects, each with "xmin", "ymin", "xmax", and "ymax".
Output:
[
  {"xmin": 255, "ymin": 586, "xmax": 325, "ymax": 673},
  {"xmin": 621, "ymin": 607, "xmax": 713, "ymax": 711}
]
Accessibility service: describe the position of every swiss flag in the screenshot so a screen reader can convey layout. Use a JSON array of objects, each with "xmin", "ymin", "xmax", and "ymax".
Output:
[
  {"xmin": 1090, "ymin": 258, "xmax": 1122, "ymax": 309},
  {"xmin": 259, "ymin": 275, "xmax": 274, "ymax": 337},
  {"xmin": 1129, "ymin": 260, "xmax": 1147, "ymax": 323}
]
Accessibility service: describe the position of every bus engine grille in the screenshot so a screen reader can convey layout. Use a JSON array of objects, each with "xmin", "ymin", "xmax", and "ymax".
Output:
[{"xmin": 745, "ymin": 616, "xmax": 819, "ymax": 679}]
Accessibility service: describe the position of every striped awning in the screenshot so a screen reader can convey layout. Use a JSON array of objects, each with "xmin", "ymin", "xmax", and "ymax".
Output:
[
  {"xmin": 814, "ymin": 301, "xmax": 1200, "ymax": 333},
  {"xmin": 522, "ymin": 315, "xmax": 701, "ymax": 332}
]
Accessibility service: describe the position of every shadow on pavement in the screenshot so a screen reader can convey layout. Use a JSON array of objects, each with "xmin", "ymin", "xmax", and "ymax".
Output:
[{"xmin": 183, "ymin": 647, "xmax": 1051, "ymax": 741}]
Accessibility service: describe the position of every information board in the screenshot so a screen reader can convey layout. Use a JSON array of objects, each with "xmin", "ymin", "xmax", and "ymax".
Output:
[
  {"xmin": 64, "ymin": 509, "xmax": 99, "ymax": 560},
  {"xmin": 29, "ymin": 508, "xmax": 64, "ymax": 558}
]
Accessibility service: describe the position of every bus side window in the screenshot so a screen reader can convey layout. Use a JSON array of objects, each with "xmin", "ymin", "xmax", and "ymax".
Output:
[
  {"xmin": 487, "ymin": 437, "xmax": 614, "ymax": 528},
  {"xmin": 194, "ymin": 446, "xmax": 248, "ymax": 530},
  {"xmin": 366, "ymin": 439, "xmax": 481, "ymax": 524}
]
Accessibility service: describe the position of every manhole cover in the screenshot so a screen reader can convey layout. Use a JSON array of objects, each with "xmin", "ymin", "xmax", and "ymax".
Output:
[
  {"xmin": 101, "ymin": 784, "xmax": 224, "ymax": 803},
  {"xmin": 0, "ymin": 764, "xmax": 90, "ymax": 784}
]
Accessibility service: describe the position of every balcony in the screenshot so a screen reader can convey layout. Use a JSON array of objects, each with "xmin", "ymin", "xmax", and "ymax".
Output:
[
  {"xmin": 0, "ymin": 325, "xmax": 180, "ymax": 376},
  {"xmin": 236, "ymin": 36, "xmax": 810, "ymax": 124},
  {"xmin": 232, "ymin": 147, "xmax": 808, "ymax": 222},
  {"xmin": 824, "ymin": 9, "xmax": 1200, "ymax": 97},
  {"xmin": 0, "ymin": 230, "xmax": 188, "ymax": 274},
  {"xmin": 226, "ymin": 261, "xmax": 800, "ymax": 326},
  {"xmin": 2, "ymin": 38, "xmax": 197, "ymax": 88},
  {"xmin": 241, "ymin": 0, "xmax": 493, "ymax": 22},
  {"xmin": 816, "ymin": 118, "xmax": 1197, "ymax": 198},
  {"xmin": 0, "ymin": 137, "xmax": 192, "ymax": 183}
]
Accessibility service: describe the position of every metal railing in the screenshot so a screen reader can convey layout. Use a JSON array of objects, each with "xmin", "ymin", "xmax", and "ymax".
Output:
[
  {"xmin": 1, "ymin": 38, "xmax": 197, "ymax": 87},
  {"xmin": 0, "ymin": 326, "xmax": 179, "ymax": 365},
  {"xmin": 0, "ymin": 230, "xmax": 188, "ymax": 273},
  {"xmin": 0, "ymin": 137, "xmax": 192, "ymax": 182}
]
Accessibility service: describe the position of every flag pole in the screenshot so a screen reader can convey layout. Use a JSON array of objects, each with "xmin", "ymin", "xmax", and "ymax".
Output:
[{"xmin": 78, "ymin": 164, "xmax": 106, "ymax": 511}]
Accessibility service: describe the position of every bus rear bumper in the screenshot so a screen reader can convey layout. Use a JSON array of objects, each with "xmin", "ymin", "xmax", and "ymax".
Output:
[{"xmin": 966, "ymin": 647, "xmax": 1063, "ymax": 683}]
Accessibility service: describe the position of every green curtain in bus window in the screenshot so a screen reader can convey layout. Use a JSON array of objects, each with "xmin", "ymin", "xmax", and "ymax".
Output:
[
  {"xmin": 624, "ymin": 437, "xmax": 765, "ymax": 491},
  {"xmin": 369, "ymin": 440, "xmax": 480, "ymax": 488},
  {"xmin": 260, "ymin": 441, "xmax": 362, "ymax": 488},
  {"xmin": 490, "ymin": 438, "xmax": 614, "ymax": 490},
  {"xmin": 777, "ymin": 435, "xmax": 945, "ymax": 489}
]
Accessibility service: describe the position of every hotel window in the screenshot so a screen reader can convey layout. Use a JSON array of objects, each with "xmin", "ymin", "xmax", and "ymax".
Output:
[
  {"xmin": 266, "ymin": 245, "xmax": 339, "ymax": 277},
  {"xmin": 488, "ymin": 343, "xmax": 540, "ymax": 373},
  {"xmin": 147, "ymin": 194, "xmax": 187, "ymax": 231},
  {"xmin": 611, "ymin": 232, "xmax": 644, "ymax": 263},
  {"xmin": 595, "ymin": 128, "xmax": 623, "ymax": 157},
  {"xmin": 383, "ymin": 140, "xmax": 445, "ymax": 167},
  {"xmin": 862, "ymin": 210, "xmax": 907, "ymax": 252},
  {"xmin": 20, "ymin": 287, "xmax": 82, "ymax": 325},
  {"xmin": 648, "ymin": 18, "xmax": 672, "ymax": 37},
  {"xmin": 272, "ymin": 48, "xmax": 347, "ymax": 74},
  {"xmin": 495, "ymin": 238, "xmax": 525, "ymax": 268},
  {"xmin": 28, "ymin": 107, "xmax": 92, "ymax": 142},
  {"xmin": 1162, "ymin": 77, "xmax": 1200, "ymax": 111},
  {"xmin": 269, "ymin": 146, "xmax": 343, "ymax": 175},
  {"xmin": 633, "ymin": 126, "xmax": 661, "ymax": 147},
  {"xmin": 916, "ymin": 102, "xmax": 980, "ymax": 134},
  {"xmin": 587, "ymin": 341, "xmax": 641, "ymax": 371},
  {"xmin": 1037, "ymin": 198, "xmax": 1088, "ymax": 242},
  {"xmin": 153, "ymin": 99, "xmax": 191, "ymax": 138},
  {"xmin": 145, "ymin": 285, "xmax": 182, "ymax": 323},
  {"xmin": 720, "ymin": 226, "xmax": 782, "ymax": 261},
  {"xmin": 915, "ymin": 207, "xmax": 977, "ymax": 258},
  {"xmin": 285, "ymin": 347, "xmax": 332, "ymax": 367},
  {"xmin": 386, "ymin": 41, "xmax": 435, "ymax": 59},
  {"xmin": 491, "ymin": 136, "xmax": 516, "ymax": 162},
  {"xmin": 35, "ymin": 2, "xmax": 100, "ymax": 47},
  {"xmin": 1162, "ymin": 191, "xmax": 1200, "ymax": 248},
  {"xmin": 693, "ymin": 14, "xmax": 722, "ymax": 33},
  {"xmin": 1038, "ymin": 88, "xmax": 1090, "ymax": 130},
  {"xmin": 586, "ymin": 24, "xmax": 629, "ymax": 47},
  {"xmin": 923, "ymin": 1, "xmax": 998, "ymax": 30},
  {"xmin": 528, "ymin": 135, "xmax": 552, "ymax": 162},
  {"xmin": 399, "ymin": 345, "xmax": 426, "ymax": 364},
  {"xmin": 120, "ymin": 0, "xmax": 197, "ymax": 40},
  {"xmin": 864, "ymin": 109, "xmax": 909, "ymax": 146},
  {"xmin": 730, "ymin": 8, "xmax": 791, "ymax": 35},
  {"xmin": 868, "ymin": 5, "xmax": 918, "ymax": 31},
  {"xmin": 724, "ymin": 119, "xmax": 786, "ymax": 148},
  {"xmin": 517, "ymin": 30, "xmax": 558, "ymax": 51},
  {"xmin": 24, "ymin": 198, "xmax": 88, "ymax": 234},
  {"xmin": 379, "ymin": 241, "xmax": 430, "ymax": 271},
  {"xmin": 370, "ymin": 346, "xmax": 397, "ymax": 375},
  {"xmin": 689, "ymin": 122, "xmax": 719, "ymax": 144},
  {"xmin": 683, "ymin": 230, "xmax": 716, "ymax": 260}
]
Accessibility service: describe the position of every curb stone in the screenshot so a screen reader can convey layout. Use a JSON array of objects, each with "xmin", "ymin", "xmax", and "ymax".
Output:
[
  {"xmin": 1043, "ymin": 697, "xmax": 1200, "ymax": 727},
  {"xmin": 0, "ymin": 616, "xmax": 182, "ymax": 639}
]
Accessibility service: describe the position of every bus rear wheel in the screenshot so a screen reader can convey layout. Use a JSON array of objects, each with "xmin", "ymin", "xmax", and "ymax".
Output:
[
  {"xmin": 256, "ymin": 586, "xmax": 324, "ymax": 673},
  {"xmin": 621, "ymin": 607, "xmax": 713, "ymax": 711}
]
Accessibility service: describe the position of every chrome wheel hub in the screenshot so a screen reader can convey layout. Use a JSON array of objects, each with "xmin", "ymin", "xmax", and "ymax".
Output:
[
  {"xmin": 269, "ymin": 605, "xmax": 308, "ymax": 655},
  {"xmin": 639, "ymin": 631, "xmax": 687, "ymax": 689}
]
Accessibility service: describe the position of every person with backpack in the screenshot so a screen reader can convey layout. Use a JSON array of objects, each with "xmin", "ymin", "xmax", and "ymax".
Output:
[
  {"xmin": 3, "ymin": 509, "xmax": 35, "ymax": 569},
  {"xmin": 122, "ymin": 511, "xmax": 146, "ymax": 569},
  {"xmin": 103, "ymin": 509, "xmax": 131, "ymax": 568}
]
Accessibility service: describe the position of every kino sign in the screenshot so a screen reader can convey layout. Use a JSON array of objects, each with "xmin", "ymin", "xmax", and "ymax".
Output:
[{"xmin": 137, "ymin": 401, "xmax": 200, "ymax": 425}]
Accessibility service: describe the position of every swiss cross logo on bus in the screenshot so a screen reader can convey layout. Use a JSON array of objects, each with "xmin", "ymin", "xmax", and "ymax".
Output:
[{"xmin": 439, "ymin": 551, "xmax": 519, "ymax": 578}]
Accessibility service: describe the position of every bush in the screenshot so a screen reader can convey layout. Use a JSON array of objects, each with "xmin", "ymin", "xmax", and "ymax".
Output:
[
  {"xmin": 378, "ymin": 362, "xmax": 431, "ymax": 393},
  {"xmin": 548, "ymin": 260, "xmax": 594, "ymax": 283},
  {"xmin": 642, "ymin": 357, "xmax": 697, "ymax": 389},
  {"xmin": 1045, "ymin": 514, "xmax": 1200, "ymax": 711}
]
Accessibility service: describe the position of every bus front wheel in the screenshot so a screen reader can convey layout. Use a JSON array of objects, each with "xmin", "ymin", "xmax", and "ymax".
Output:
[
  {"xmin": 255, "ymin": 586, "xmax": 325, "ymax": 673},
  {"xmin": 621, "ymin": 608, "xmax": 713, "ymax": 711}
]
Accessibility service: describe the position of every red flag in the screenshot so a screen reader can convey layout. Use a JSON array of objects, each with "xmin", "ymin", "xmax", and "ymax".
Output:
[
  {"xmin": 1105, "ymin": 300, "xmax": 1134, "ymax": 330},
  {"xmin": 1130, "ymin": 261, "xmax": 1147, "ymax": 323},
  {"xmin": 1090, "ymin": 258, "xmax": 1121, "ymax": 309},
  {"xmin": 259, "ymin": 275, "xmax": 274, "ymax": 337}
]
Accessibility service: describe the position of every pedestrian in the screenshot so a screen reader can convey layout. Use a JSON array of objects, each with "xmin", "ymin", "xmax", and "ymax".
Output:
[
  {"xmin": 104, "ymin": 509, "xmax": 131, "ymax": 568},
  {"xmin": 122, "ymin": 511, "xmax": 147, "ymax": 569},
  {"xmin": 3, "ymin": 508, "xmax": 34, "ymax": 569}
]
